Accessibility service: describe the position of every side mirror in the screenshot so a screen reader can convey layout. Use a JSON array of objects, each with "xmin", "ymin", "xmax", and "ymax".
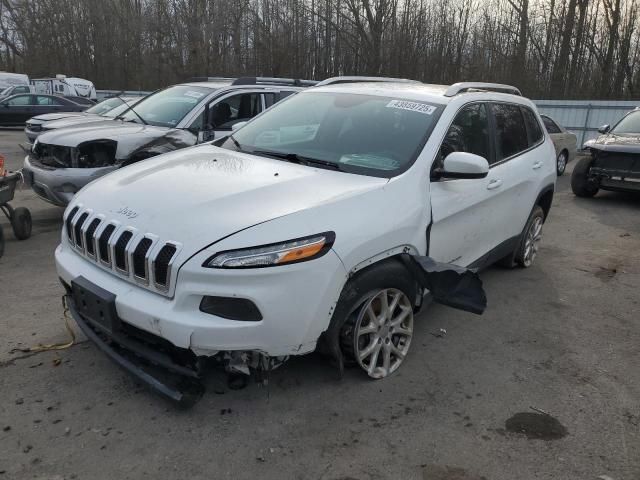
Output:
[
  {"xmin": 434, "ymin": 152, "xmax": 489, "ymax": 180},
  {"xmin": 231, "ymin": 121, "xmax": 248, "ymax": 131},
  {"xmin": 597, "ymin": 124, "xmax": 610, "ymax": 134},
  {"xmin": 197, "ymin": 129, "xmax": 215, "ymax": 143}
]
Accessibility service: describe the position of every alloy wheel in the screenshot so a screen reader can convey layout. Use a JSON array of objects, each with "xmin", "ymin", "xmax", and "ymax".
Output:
[
  {"xmin": 353, "ymin": 288, "xmax": 413, "ymax": 379},
  {"xmin": 523, "ymin": 216, "xmax": 543, "ymax": 267},
  {"xmin": 557, "ymin": 152, "xmax": 567, "ymax": 174}
]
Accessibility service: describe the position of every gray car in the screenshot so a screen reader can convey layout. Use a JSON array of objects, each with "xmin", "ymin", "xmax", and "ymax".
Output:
[
  {"xmin": 22, "ymin": 77, "xmax": 312, "ymax": 206},
  {"xmin": 24, "ymin": 96, "xmax": 141, "ymax": 143}
]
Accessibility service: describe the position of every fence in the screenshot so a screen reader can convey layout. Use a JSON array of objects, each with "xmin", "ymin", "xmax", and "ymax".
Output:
[{"xmin": 532, "ymin": 99, "xmax": 639, "ymax": 147}]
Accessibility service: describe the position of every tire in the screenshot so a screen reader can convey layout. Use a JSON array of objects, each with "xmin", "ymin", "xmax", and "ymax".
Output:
[
  {"xmin": 571, "ymin": 156, "xmax": 599, "ymax": 197},
  {"xmin": 10, "ymin": 207, "xmax": 32, "ymax": 240},
  {"xmin": 514, "ymin": 206, "xmax": 545, "ymax": 268},
  {"xmin": 0, "ymin": 225, "xmax": 5, "ymax": 258},
  {"xmin": 335, "ymin": 260, "xmax": 417, "ymax": 379},
  {"xmin": 556, "ymin": 150, "xmax": 568, "ymax": 176}
]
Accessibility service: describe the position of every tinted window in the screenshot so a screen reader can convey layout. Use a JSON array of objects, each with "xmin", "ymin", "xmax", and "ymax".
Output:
[
  {"xmin": 611, "ymin": 110, "xmax": 640, "ymax": 134},
  {"xmin": 211, "ymin": 92, "xmax": 262, "ymax": 129},
  {"xmin": 438, "ymin": 103, "xmax": 490, "ymax": 167},
  {"xmin": 15, "ymin": 86, "xmax": 30, "ymax": 94},
  {"xmin": 7, "ymin": 95, "xmax": 31, "ymax": 106},
  {"xmin": 491, "ymin": 103, "xmax": 529, "ymax": 160},
  {"xmin": 522, "ymin": 108, "xmax": 544, "ymax": 145},
  {"xmin": 223, "ymin": 92, "xmax": 444, "ymax": 177},
  {"xmin": 541, "ymin": 115, "xmax": 561, "ymax": 134},
  {"xmin": 264, "ymin": 93, "xmax": 277, "ymax": 108}
]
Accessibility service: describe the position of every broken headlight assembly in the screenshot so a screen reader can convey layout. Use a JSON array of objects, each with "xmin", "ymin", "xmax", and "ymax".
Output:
[{"xmin": 204, "ymin": 232, "xmax": 335, "ymax": 268}]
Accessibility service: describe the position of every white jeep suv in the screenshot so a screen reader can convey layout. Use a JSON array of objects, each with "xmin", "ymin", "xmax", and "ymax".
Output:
[{"xmin": 55, "ymin": 80, "xmax": 556, "ymax": 404}]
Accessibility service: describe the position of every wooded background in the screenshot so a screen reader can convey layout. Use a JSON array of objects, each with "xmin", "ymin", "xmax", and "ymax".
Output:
[{"xmin": 0, "ymin": 0, "xmax": 638, "ymax": 99}]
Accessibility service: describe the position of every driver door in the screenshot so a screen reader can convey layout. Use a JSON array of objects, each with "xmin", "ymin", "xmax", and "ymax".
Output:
[{"xmin": 428, "ymin": 102, "xmax": 503, "ymax": 267}]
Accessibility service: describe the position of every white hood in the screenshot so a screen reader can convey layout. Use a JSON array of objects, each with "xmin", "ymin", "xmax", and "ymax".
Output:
[{"xmin": 71, "ymin": 144, "xmax": 387, "ymax": 253}]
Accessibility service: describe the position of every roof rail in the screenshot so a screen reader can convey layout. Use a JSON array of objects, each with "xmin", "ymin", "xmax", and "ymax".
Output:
[
  {"xmin": 187, "ymin": 77, "xmax": 236, "ymax": 83},
  {"xmin": 231, "ymin": 77, "xmax": 318, "ymax": 87},
  {"xmin": 445, "ymin": 82, "xmax": 522, "ymax": 97},
  {"xmin": 316, "ymin": 76, "xmax": 420, "ymax": 86}
]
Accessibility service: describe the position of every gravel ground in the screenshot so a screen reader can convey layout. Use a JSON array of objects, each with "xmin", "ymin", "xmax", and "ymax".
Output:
[{"xmin": 0, "ymin": 128, "xmax": 639, "ymax": 480}]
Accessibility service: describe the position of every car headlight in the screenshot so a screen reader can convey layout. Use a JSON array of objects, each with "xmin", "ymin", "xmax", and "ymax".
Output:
[{"xmin": 204, "ymin": 232, "xmax": 335, "ymax": 268}]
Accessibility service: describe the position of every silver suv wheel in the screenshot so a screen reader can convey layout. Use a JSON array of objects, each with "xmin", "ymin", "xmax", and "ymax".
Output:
[{"xmin": 352, "ymin": 288, "xmax": 414, "ymax": 379}]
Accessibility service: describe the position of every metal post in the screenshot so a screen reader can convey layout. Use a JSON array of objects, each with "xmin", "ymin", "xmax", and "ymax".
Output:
[{"xmin": 581, "ymin": 104, "xmax": 592, "ymax": 147}]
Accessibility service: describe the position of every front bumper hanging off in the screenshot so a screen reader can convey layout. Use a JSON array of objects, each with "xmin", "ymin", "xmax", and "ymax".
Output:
[{"xmin": 64, "ymin": 277, "xmax": 205, "ymax": 407}]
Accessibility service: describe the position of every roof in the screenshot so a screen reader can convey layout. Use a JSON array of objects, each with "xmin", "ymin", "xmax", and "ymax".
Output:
[{"xmin": 312, "ymin": 81, "xmax": 529, "ymax": 105}]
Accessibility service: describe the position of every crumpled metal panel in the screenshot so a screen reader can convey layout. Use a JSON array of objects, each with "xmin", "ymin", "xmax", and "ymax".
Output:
[{"xmin": 401, "ymin": 254, "xmax": 487, "ymax": 315}]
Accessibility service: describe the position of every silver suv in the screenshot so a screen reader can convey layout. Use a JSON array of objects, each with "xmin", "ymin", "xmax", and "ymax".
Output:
[{"xmin": 22, "ymin": 77, "xmax": 314, "ymax": 206}]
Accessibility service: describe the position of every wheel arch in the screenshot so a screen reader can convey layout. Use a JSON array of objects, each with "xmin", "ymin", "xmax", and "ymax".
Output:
[
  {"xmin": 535, "ymin": 184, "xmax": 554, "ymax": 221},
  {"xmin": 316, "ymin": 254, "xmax": 420, "ymax": 373}
]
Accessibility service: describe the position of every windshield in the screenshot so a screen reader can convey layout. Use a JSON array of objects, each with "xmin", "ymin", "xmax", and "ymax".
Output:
[
  {"xmin": 119, "ymin": 85, "xmax": 212, "ymax": 127},
  {"xmin": 611, "ymin": 110, "xmax": 640, "ymax": 135},
  {"xmin": 104, "ymin": 101, "xmax": 137, "ymax": 118},
  {"xmin": 220, "ymin": 91, "xmax": 444, "ymax": 177},
  {"xmin": 85, "ymin": 97, "xmax": 125, "ymax": 116}
]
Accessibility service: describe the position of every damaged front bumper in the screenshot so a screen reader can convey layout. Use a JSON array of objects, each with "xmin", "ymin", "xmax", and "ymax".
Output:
[{"xmin": 23, "ymin": 155, "xmax": 116, "ymax": 206}]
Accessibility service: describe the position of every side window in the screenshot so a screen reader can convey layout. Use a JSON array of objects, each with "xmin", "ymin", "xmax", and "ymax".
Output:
[
  {"xmin": 7, "ymin": 95, "xmax": 32, "ymax": 106},
  {"xmin": 16, "ymin": 86, "xmax": 30, "ymax": 94},
  {"xmin": 263, "ymin": 93, "xmax": 277, "ymax": 109},
  {"xmin": 522, "ymin": 107, "xmax": 543, "ymax": 145},
  {"xmin": 279, "ymin": 91, "xmax": 295, "ymax": 100},
  {"xmin": 491, "ymin": 103, "xmax": 529, "ymax": 161},
  {"xmin": 36, "ymin": 96, "xmax": 54, "ymax": 105},
  {"xmin": 211, "ymin": 92, "xmax": 262, "ymax": 129},
  {"xmin": 436, "ymin": 103, "xmax": 491, "ymax": 168},
  {"xmin": 541, "ymin": 115, "xmax": 561, "ymax": 134}
]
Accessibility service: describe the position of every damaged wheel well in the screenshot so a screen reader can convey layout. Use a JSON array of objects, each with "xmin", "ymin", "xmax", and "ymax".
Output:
[{"xmin": 536, "ymin": 187, "xmax": 554, "ymax": 220}]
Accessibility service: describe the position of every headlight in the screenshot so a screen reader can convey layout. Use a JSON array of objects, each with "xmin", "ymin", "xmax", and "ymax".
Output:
[{"xmin": 204, "ymin": 232, "xmax": 335, "ymax": 268}]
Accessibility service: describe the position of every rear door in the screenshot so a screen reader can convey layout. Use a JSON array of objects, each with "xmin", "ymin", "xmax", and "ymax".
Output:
[{"xmin": 487, "ymin": 102, "xmax": 545, "ymax": 241}]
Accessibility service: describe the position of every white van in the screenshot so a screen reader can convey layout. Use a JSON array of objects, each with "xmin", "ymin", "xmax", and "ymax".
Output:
[
  {"xmin": 31, "ymin": 75, "xmax": 97, "ymax": 100},
  {"xmin": 0, "ymin": 72, "xmax": 31, "ymax": 98}
]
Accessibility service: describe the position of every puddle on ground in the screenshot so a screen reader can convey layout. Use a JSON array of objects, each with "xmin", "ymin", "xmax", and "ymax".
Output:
[
  {"xmin": 505, "ymin": 412, "xmax": 568, "ymax": 440},
  {"xmin": 422, "ymin": 464, "xmax": 487, "ymax": 480}
]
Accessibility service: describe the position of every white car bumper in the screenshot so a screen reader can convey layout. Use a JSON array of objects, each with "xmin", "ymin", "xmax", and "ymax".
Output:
[{"xmin": 55, "ymin": 241, "xmax": 348, "ymax": 357}]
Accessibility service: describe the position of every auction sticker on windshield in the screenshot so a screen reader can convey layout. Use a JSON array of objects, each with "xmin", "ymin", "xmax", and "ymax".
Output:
[{"xmin": 386, "ymin": 100, "xmax": 436, "ymax": 115}]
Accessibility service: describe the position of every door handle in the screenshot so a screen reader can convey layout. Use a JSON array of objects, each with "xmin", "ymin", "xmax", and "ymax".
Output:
[
  {"xmin": 532, "ymin": 161, "xmax": 543, "ymax": 169},
  {"xmin": 487, "ymin": 178, "xmax": 502, "ymax": 190}
]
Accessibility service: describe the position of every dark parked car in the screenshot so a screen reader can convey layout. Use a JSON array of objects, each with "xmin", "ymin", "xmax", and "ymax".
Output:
[
  {"xmin": 0, "ymin": 94, "xmax": 85, "ymax": 126},
  {"xmin": 572, "ymin": 107, "xmax": 640, "ymax": 197}
]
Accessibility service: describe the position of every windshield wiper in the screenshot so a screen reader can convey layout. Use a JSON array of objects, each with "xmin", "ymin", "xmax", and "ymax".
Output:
[
  {"xmin": 114, "ymin": 95, "xmax": 147, "ymax": 125},
  {"xmin": 251, "ymin": 149, "xmax": 342, "ymax": 171}
]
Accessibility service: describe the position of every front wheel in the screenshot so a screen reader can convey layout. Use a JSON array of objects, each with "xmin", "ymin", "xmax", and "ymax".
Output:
[
  {"xmin": 336, "ymin": 260, "xmax": 417, "ymax": 379},
  {"xmin": 571, "ymin": 156, "xmax": 599, "ymax": 197}
]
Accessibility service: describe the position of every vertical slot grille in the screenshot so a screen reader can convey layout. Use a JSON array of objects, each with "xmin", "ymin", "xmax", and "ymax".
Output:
[
  {"xmin": 84, "ymin": 218, "xmax": 101, "ymax": 256},
  {"xmin": 65, "ymin": 206, "xmax": 79, "ymax": 242},
  {"xmin": 133, "ymin": 238, "xmax": 153, "ymax": 279},
  {"xmin": 154, "ymin": 244, "xmax": 177, "ymax": 287},
  {"xmin": 114, "ymin": 231, "xmax": 133, "ymax": 272},
  {"xmin": 98, "ymin": 224, "xmax": 116, "ymax": 263},
  {"xmin": 73, "ymin": 212, "xmax": 89, "ymax": 248}
]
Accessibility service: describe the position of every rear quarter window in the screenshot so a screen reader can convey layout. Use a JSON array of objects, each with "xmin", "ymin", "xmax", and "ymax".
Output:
[{"xmin": 522, "ymin": 107, "xmax": 544, "ymax": 146}]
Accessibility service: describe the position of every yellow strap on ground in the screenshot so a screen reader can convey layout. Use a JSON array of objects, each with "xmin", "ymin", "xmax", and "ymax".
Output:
[{"xmin": 10, "ymin": 297, "xmax": 76, "ymax": 354}]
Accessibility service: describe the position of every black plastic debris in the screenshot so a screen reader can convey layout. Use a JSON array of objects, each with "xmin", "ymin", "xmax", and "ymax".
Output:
[{"xmin": 401, "ymin": 254, "xmax": 487, "ymax": 315}]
